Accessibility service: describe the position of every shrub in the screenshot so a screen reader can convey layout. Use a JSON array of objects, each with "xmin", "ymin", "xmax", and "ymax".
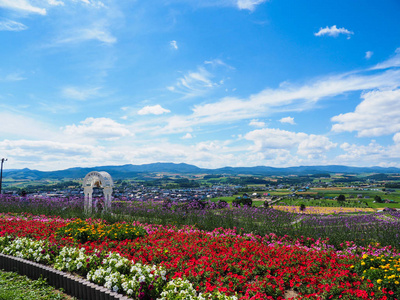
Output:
[{"xmin": 217, "ymin": 200, "xmax": 228, "ymax": 209}]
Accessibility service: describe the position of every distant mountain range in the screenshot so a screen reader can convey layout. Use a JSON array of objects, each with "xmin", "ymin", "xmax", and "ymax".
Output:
[{"xmin": 3, "ymin": 163, "xmax": 400, "ymax": 180}]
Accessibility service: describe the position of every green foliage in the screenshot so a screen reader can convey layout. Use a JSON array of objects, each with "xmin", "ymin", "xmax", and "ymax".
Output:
[
  {"xmin": 375, "ymin": 195, "xmax": 384, "ymax": 203},
  {"xmin": 232, "ymin": 197, "xmax": 252, "ymax": 207},
  {"xmin": 337, "ymin": 194, "xmax": 346, "ymax": 202},
  {"xmin": 158, "ymin": 278, "xmax": 238, "ymax": 300},
  {"xmin": 0, "ymin": 271, "xmax": 74, "ymax": 300}
]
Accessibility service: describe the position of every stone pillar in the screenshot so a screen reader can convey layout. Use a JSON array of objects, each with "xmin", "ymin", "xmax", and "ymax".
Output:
[
  {"xmin": 84, "ymin": 186, "xmax": 93, "ymax": 214},
  {"xmin": 103, "ymin": 187, "xmax": 113, "ymax": 212}
]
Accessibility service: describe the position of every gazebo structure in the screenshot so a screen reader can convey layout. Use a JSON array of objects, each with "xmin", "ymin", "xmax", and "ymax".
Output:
[{"xmin": 83, "ymin": 171, "xmax": 114, "ymax": 214}]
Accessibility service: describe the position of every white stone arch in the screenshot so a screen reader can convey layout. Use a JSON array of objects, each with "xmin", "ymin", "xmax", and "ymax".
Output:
[{"xmin": 83, "ymin": 171, "xmax": 114, "ymax": 214}]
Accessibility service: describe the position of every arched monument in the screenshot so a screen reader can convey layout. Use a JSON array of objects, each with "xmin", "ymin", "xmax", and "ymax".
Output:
[{"xmin": 83, "ymin": 171, "xmax": 114, "ymax": 214}]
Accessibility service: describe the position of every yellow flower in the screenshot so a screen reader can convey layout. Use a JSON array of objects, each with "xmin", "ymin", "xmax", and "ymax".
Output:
[
  {"xmin": 377, "ymin": 279, "xmax": 382, "ymax": 284},
  {"xmin": 396, "ymin": 281, "xmax": 399, "ymax": 285}
]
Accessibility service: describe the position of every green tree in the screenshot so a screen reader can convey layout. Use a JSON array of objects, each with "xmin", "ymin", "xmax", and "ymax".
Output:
[
  {"xmin": 337, "ymin": 194, "xmax": 346, "ymax": 203},
  {"xmin": 374, "ymin": 195, "xmax": 383, "ymax": 203}
]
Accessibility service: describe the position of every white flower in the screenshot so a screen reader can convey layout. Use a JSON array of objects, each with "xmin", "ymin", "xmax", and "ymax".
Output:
[{"xmin": 105, "ymin": 281, "xmax": 112, "ymax": 289}]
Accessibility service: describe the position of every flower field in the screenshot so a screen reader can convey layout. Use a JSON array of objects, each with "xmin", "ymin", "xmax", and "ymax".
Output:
[
  {"xmin": 0, "ymin": 212, "xmax": 400, "ymax": 299},
  {"xmin": 273, "ymin": 205, "xmax": 376, "ymax": 214},
  {"xmin": 2, "ymin": 195, "xmax": 400, "ymax": 249}
]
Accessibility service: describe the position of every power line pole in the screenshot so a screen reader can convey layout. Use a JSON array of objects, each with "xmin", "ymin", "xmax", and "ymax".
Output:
[{"xmin": 0, "ymin": 158, "xmax": 7, "ymax": 195}]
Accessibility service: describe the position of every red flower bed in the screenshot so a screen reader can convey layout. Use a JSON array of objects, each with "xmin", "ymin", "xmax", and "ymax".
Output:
[
  {"xmin": 0, "ymin": 214, "xmax": 394, "ymax": 299},
  {"xmin": 86, "ymin": 229, "xmax": 384, "ymax": 299}
]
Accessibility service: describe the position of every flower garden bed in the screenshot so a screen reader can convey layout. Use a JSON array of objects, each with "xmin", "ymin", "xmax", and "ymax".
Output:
[{"xmin": 0, "ymin": 213, "xmax": 399, "ymax": 299}]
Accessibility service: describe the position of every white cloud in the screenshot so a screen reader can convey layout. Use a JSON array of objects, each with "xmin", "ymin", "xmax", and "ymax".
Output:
[
  {"xmin": 314, "ymin": 25, "xmax": 354, "ymax": 38},
  {"xmin": 365, "ymin": 51, "xmax": 373, "ymax": 60},
  {"xmin": 182, "ymin": 133, "xmax": 193, "ymax": 139},
  {"xmin": 249, "ymin": 119, "xmax": 265, "ymax": 127},
  {"xmin": 236, "ymin": 0, "xmax": 268, "ymax": 11},
  {"xmin": 297, "ymin": 135, "xmax": 337, "ymax": 158},
  {"xmin": 138, "ymin": 105, "xmax": 171, "ymax": 115},
  {"xmin": 245, "ymin": 128, "xmax": 336, "ymax": 158},
  {"xmin": 279, "ymin": 116, "xmax": 295, "ymax": 125},
  {"xmin": 63, "ymin": 117, "xmax": 133, "ymax": 140},
  {"xmin": 393, "ymin": 133, "xmax": 400, "ymax": 144},
  {"xmin": 61, "ymin": 86, "xmax": 101, "ymax": 100},
  {"xmin": 196, "ymin": 141, "xmax": 222, "ymax": 151},
  {"xmin": 170, "ymin": 40, "xmax": 178, "ymax": 50},
  {"xmin": 245, "ymin": 128, "xmax": 308, "ymax": 150},
  {"xmin": 0, "ymin": 0, "xmax": 46, "ymax": 15},
  {"xmin": 0, "ymin": 20, "xmax": 27, "ymax": 31},
  {"xmin": 331, "ymin": 88, "xmax": 400, "ymax": 137},
  {"xmin": 336, "ymin": 141, "xmax": 386, "ymax": 163}
]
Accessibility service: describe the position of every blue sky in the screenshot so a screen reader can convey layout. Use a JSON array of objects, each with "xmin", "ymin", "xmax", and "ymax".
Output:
[{"xmin": 1, "ymin": 0, "xmax": 400, "ymax": 171}]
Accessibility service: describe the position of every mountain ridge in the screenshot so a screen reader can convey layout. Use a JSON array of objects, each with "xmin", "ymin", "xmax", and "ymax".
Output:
[{"xmin": 3, "ymin": 162, "xmax": 400, "ymax": 180}]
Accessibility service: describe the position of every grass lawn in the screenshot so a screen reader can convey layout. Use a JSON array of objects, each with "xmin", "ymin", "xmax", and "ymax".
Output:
[{"xmin": 0, "ymin": 270, "xmax": 76, "ymax": 300}]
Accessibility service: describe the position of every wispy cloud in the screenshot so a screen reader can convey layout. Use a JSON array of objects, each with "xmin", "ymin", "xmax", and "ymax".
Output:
[
  {"xmin": 236, "ymin": 0, "xmax": 268, "ymax": 11},
  {"xmin": 75, "ymin": 0, "xmax": 105, "ymax": 8},
  {"xmin": 167, "ymin": 66, "xmax": 219, "ymax": 98},
  {"xmin": 1, "ymin": 72, "xmax": 26, "ymax": 81},
  {"xmin": 47, "ymin": 0, "xmax": 64, "ymax": 6},
  {"xmin": 0, "ymin": 19, "xmax": 28, "ymax": 31},
  {"xmin": 61, "ymin": 86, "xmax": 102, "ymax": 100},
  {"xmin": 365, "ymin": 51, "xmax": 373, "ymax": 60},
  {"xmin": 314, "ymin": 25, "xmax": 354, "ymax": 38},
  {"xmin": 138, "ymin": 105, "xmax": 171, "ymax": 115},
  {"xmin": 204, "ymin": 58, "xmax": 235, "ymax": 70},
  {"xmin": 56, "ymin": 27, "xmax": 116, "ymax": 45},
  {"xmin": 170, "ymin": 40, "xmax": 178, "ymax": 50},
  {"xmin": 0, "ymin": 111, "xmax": 58, "ymax": 140},
  {"xmin": 371, "ymin": 48, "xmax": 400, "ymax": 70},
  {"xmin": 158, "ymin": 49, "xmax": 400, "ymax": 134},
  {"xmin": 0, "ymin": 0, "xmax": 46, "ymax": 15}
]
